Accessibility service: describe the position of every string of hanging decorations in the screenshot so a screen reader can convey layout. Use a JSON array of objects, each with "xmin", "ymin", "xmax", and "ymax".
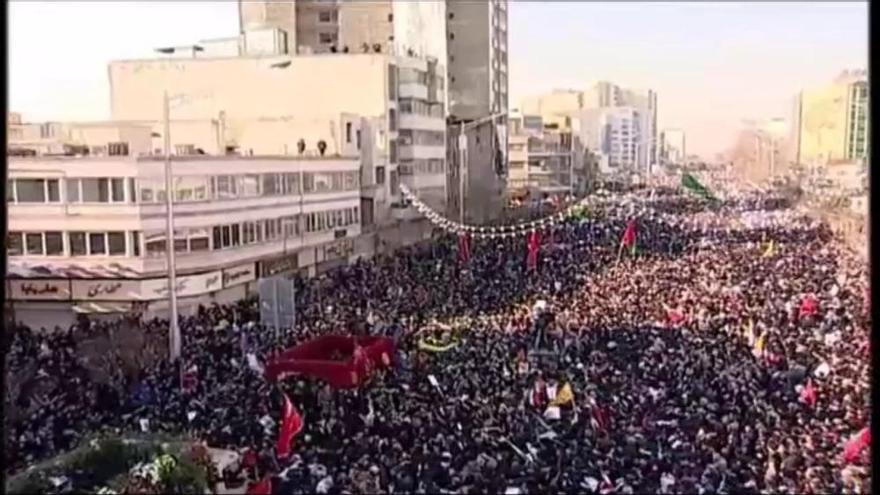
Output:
[{"xmin": 399, "ymin": 184, "xmax": 602, "ymax": 239}]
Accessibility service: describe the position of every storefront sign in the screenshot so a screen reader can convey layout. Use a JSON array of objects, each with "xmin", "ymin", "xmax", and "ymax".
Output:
[
  {"xmin": 8, "ymin": 279, "xmax": 71, "ymax": 301},
  {"xmin": 72, "ymin": 280, "xmax": 143, "ymax": 301},
  {"xmin": 260, "ymin": 255, "xmax": 299, "ymax": 278},
  {"xmin": 223, "ymin": 263, "xmax": 256, "ymax": 288},
  {"xmin": 324, "ymin": 239, "xmax": 354, "ymax": 261},
  {"xmin": 140, "ymin": 270, "xmax": 223, "ymax": 300}
]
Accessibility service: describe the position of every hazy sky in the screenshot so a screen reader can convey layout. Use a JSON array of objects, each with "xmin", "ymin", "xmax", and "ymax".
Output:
[{"xmin": 8, "ymin": 1, "xmax": 868, "ymax": 157}]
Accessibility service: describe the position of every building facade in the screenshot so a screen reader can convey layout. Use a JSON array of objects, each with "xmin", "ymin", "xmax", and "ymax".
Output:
[
  {"xmin": 571, "ymin": 106, "xmax": 641, "ymax": 176},
  {"xmin": 507, "ymin": 112, "xmax": 585, "ymax": 197},
  {"xmin": 107, "ymin": 52, "xmax": 447, "ymax": 220},
  {"xmin": 518, "ymin": 82, "xmax": 658, "ymax": 174},
  {"xmin": 6, "ymin": 155, "xmax": 363, "ymax": 328},
  {"xmin": 445, "ymin": 0, "xmax": 509, "ymax": 223},
  {"xmin": 795, "ymin": 70, "xmax": 869, "ymax": 167}
]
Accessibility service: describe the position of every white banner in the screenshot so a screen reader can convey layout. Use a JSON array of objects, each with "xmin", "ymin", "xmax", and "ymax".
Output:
[
  {"xmin": 8, "ymin": 279, "xmax": 71, "ymax": 301},
  {"xmin": 222, "ymin": 263, "xmax": 256, "ymax": 288},
  {"xmin": 140, "ymin": 271, "xmax": 222, "ymax": 300},
  {"xmin": 72, "ymin": 280, "xmax": 143, "ymax": 301}
]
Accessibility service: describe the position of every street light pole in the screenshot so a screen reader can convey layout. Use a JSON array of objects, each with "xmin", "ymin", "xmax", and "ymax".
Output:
[
  {"xmin": 458, "ymin": 121, "xmax": 466, "ymax": 224},
  {"xmin": 163, "ymin": 91, "xmax": 181, "ymax": 361}
]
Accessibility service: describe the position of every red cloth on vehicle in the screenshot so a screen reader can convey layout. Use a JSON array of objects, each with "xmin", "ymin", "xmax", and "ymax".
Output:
[{"xmin": 264, "ymin": 335, "xmax": 395, "ymax": 388}]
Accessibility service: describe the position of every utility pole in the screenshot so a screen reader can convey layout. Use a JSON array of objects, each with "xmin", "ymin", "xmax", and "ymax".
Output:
[{"xmin": 163, "ymin": 91, "xmax": 181, "ymax": 362}]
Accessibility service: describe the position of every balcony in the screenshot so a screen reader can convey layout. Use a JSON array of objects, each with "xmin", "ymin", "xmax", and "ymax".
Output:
[
  {"xmin": 399, "ymin": 114, "xmax": 446, "ymax": 132},
  {"xmin": 399, "ymin": 144, "xmax": 446, "ymax": 161},
  {"xmin": 399, "ymin": 83, "xmax": 428, "ymax": 100}
]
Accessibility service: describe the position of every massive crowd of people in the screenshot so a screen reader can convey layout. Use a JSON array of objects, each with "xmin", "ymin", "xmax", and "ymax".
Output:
[{"xmin": 4, "ymin": 187, "xmax": 871, "ymax": 494}]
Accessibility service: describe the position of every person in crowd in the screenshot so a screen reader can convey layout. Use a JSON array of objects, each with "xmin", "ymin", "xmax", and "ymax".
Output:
[{"xmin": 4, "ymin": 187, "xmax": 870, "ymax": 494}]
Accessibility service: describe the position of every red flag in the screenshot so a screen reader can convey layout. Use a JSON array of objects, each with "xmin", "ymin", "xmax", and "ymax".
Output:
[
  {"xmin": 458, "ymin": 233, "xmax": 471, "ymax": 263},
  {"xmin": 620, "ymin": 219, "xmax": 636, "ymax": 248},
  {"xmin": 799, "ymin": 294, "xmax": 818, "ymax": 318},
  {"xmin": 799, "ymin": 379, "xmax": 817, "ymax": 407},
  {"xmin": 275, "ymin": 392, "xmax": 303, "ymax": 459},
  {"xmin": 665, "ymin": 306, "xmax": 685, "ymax": 326},
  {"xmin": 526, "ymin": 230, "xmax": 540, "ymax": 270},
  {"xmin": 842, "ymin": 427, "xmax": 870, "ymax": 464},
  {"xmin": 591, "ymin": 404, "xmax": 610, "ymax": 432},
  {"xmin": 182, "ymin": 365, "xmax": 198, "ymax": 392},
  {"xmin": 247, "ymin": 476, "xmax": 272, "ymax": 495}
]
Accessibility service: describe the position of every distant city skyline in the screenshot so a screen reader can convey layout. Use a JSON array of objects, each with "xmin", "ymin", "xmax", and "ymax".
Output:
[{"xmin": 8, "ymin": 1, "xmax": 868, "ymax": 159}]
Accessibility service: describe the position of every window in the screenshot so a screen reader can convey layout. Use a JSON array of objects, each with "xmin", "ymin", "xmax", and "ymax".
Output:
[
  {"xmin": 47, "ymin": 180, "xmax": 60, "ymax": 202},
  {"xmin": 346, "ymin": 122, "xmax": 352, "ymax": 143},
  {"xmin": 111, "ymin": 178, "xmax": 125, "ymax": 202},
  {"xmin": 215, "ymin": 175, "xmax": 237, "ymax": 199},
  {"xmin": 262, "ymin": 173, "xmax": 281, "ymax": 196},
  {"xmin": 221, "ymin": 225, "xmax": 231, "ymax": 248},
  {"xmin": 15, "ymin": 179, "xmax": 47, "ymax": 203},
  {"xmin": 449, "ymin": 32, "xmax": 455, "ymax": 40},
  {"xmin": 388, "ymin": 65, "xmax": 397, "ymax": 99},
  {"xmin": 81, "ymin": 178, "xmax": 109, "ymax": 202},
  {"xmin": 6, "ymin": 180, "xmax": 14, "ymax": 202},
  {"xmin": 145, "ymin": 233, "xmax": 166, "ymax": 256},
  {"xmin": 107, "ymin": 232, "xmax": 126, "ymax": 256},
  {"xmin": 389, "ymin": 139, "xmax": 398, "ymax": 163},
  {"xmin": 131, "ymin": 232, "xmax": 141, "ymax": 257},
  {"xmin": 390, "ymin": 170, "xmax": 399, "ymax": 195},
  {"xmin": 45, "ymin": 232, "xmax": 63, "ymax": 256},
  {"xmin": 319, "ymin": 32, "xmax": 336, "ymax": 44},
  {"xmin": 449, "ymin": 12, "xmax": 454, "ymax": 19},
  {"xmin": 7, "ymin": 232, "xmax": 23, "ymax": 256},
  {"xmin": 128, "ymin": 179, "xmax": 137, "ymax": 203},
  {"xmin": 69, "ymin": 232, "xmax": 87, "ymax": 256},
  {"xmin": 231, "ymin": 224, "xmax": 241, "ymax": 247},
  {"xmin": 356, "ymin": 129, "xmax": 362, "ymax": 150},
  {"xmin": 24, "ymin": 234, "xmax": 44, "ymax": 255},
  {"xmin": 343, "ymin": 171, "xmax": 357, "ymax": 190},
  {"xmin": 331, "ymin": 172, "xmax": 344, "ymax": 191},
  {"xmin": 318, "ymin": 10, "xmax": 332, "ymax": 22},
  {"xmin": 284, "ymin": 173, "xmax": 300, "ymax": 195},
  {"xmin": 389, "ymin": 109, "xmax": 398, "ymax": 131},
  {"xmin": 240, "ymin": 174, "xmax": 260, "ymax": 197},
  {"xmin": 212, "ymin": 227, "xmax": 222, "ymax": 250},
  {"xmin": 314, "ymin": 172, "xmax": 333, "ymax": 192},
  {"xmin": 89, "ymin": 233, "xmax": 107, "ymax": 255},
  {"xmin": 376, "ymin": 166, "xmax": 386, "ymax": 185}
]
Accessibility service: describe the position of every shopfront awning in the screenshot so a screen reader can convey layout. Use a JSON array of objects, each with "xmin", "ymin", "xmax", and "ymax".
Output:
[{"xmin": 71, "ymin": 302, "xmax": 131, "ymax": 314}]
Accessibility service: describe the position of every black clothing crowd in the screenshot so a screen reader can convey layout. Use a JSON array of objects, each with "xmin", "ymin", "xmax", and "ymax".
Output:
[{"xmin": 4, "ymin": 189, "xmax": 871, "ymax": 494}]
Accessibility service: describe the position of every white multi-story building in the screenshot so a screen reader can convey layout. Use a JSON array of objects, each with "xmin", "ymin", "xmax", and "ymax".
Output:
[
  {"xmin": 507, "ymin": 112, "xmax": 585, "ymax": 196},
  {"xmin": 523, "ymin": 82, "xmax": 658, "ymax": 174},
  {"xmin": 108, "ymin": 51, "xmax": 447, "ymax": 220},
  {"xmin": 572, "ymin": 106, "xmax": 641, "ymax": 176},
  {"xmin": 6, "ymin": 153, "xmax": 363, "ymax": 328}
]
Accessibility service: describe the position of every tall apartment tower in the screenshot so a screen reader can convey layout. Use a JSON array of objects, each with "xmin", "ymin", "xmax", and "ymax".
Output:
[
  {"xmin": 446, "ymin": 0, "xmax": 509, "ymax": 119},
  {"xmin": 240, "ymin": 0, "xmax": 446, "ymax": 60},
  {"xmin": 446, "ymin": 0, "xmax": 509, "ymax": 224}
]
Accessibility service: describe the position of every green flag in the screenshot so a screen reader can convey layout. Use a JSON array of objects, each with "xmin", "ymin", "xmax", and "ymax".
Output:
[
  {"xmin": 681, "ymin": 173, "xmax": 716, "ymax": 201},
  {"xmin": 570, "ymin": 205, "xmax": 590, "ymax": 222}
]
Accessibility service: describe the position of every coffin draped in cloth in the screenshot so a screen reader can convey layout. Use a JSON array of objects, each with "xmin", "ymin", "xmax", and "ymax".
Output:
[{"xmin": 264, "ymin": 335, "xmax": 395, "ymax": 388}]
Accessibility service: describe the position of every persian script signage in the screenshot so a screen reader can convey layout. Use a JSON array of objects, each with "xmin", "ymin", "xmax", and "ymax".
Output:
[
  {"xmin": 260, "ymin": 255, "xmax": 299, "ymax": 278},
  {"xmin": 72, "ymin": 280, "xmax": 143, "ymax": 301},
  {"xmin": 323, "ymin": 239, "xmax": 354, "ymax": 261},
  {"xmin": 140, "ymin": 271, "xmax": 223, "ymax": 300},
  {"xmin": 8, "ymin": 280, "xmax": 72, "ymax": 301},
  {"xmin": 222, "ymin": 263, "xmax": 257, "ymax": 288}
]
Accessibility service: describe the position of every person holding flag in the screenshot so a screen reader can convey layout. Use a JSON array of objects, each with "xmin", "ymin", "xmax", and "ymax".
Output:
[
  {"xmin": 275, "ymin": 390, "xmax": 304, "ymax": 460},
  {"xmin": 617, "ymin": 219, "xmax": 637, "ymax": 262}
]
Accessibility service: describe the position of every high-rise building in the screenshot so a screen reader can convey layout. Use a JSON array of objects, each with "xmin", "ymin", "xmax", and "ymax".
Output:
[
  {"xmin": 660, "ymin": 128, "xmax": 686, "ymax": 165},
  {"xmin": 571, "ymin": 106, "xmax": 641, "ymax": 176},
  {"xmin": 507, "ymin": 112, "xmax": 586, "ymax": 197},
  {"xmin": 519, "ymin": 82, "xmax": 658, "ymax": 174},
  {"xmin": 445, "ymin": 0, "xmax": 509, "ymax": 224},
  {"xmin": 795, "ymin": 70, "xmax": 868, "ymax": 166},
  {"xmin": 240, "ymin": 1, "xmax": 447, "ymax": 62},
  {"xmin": 446, "ymin": 0, "xmax": 508, "ymax": 120}
]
